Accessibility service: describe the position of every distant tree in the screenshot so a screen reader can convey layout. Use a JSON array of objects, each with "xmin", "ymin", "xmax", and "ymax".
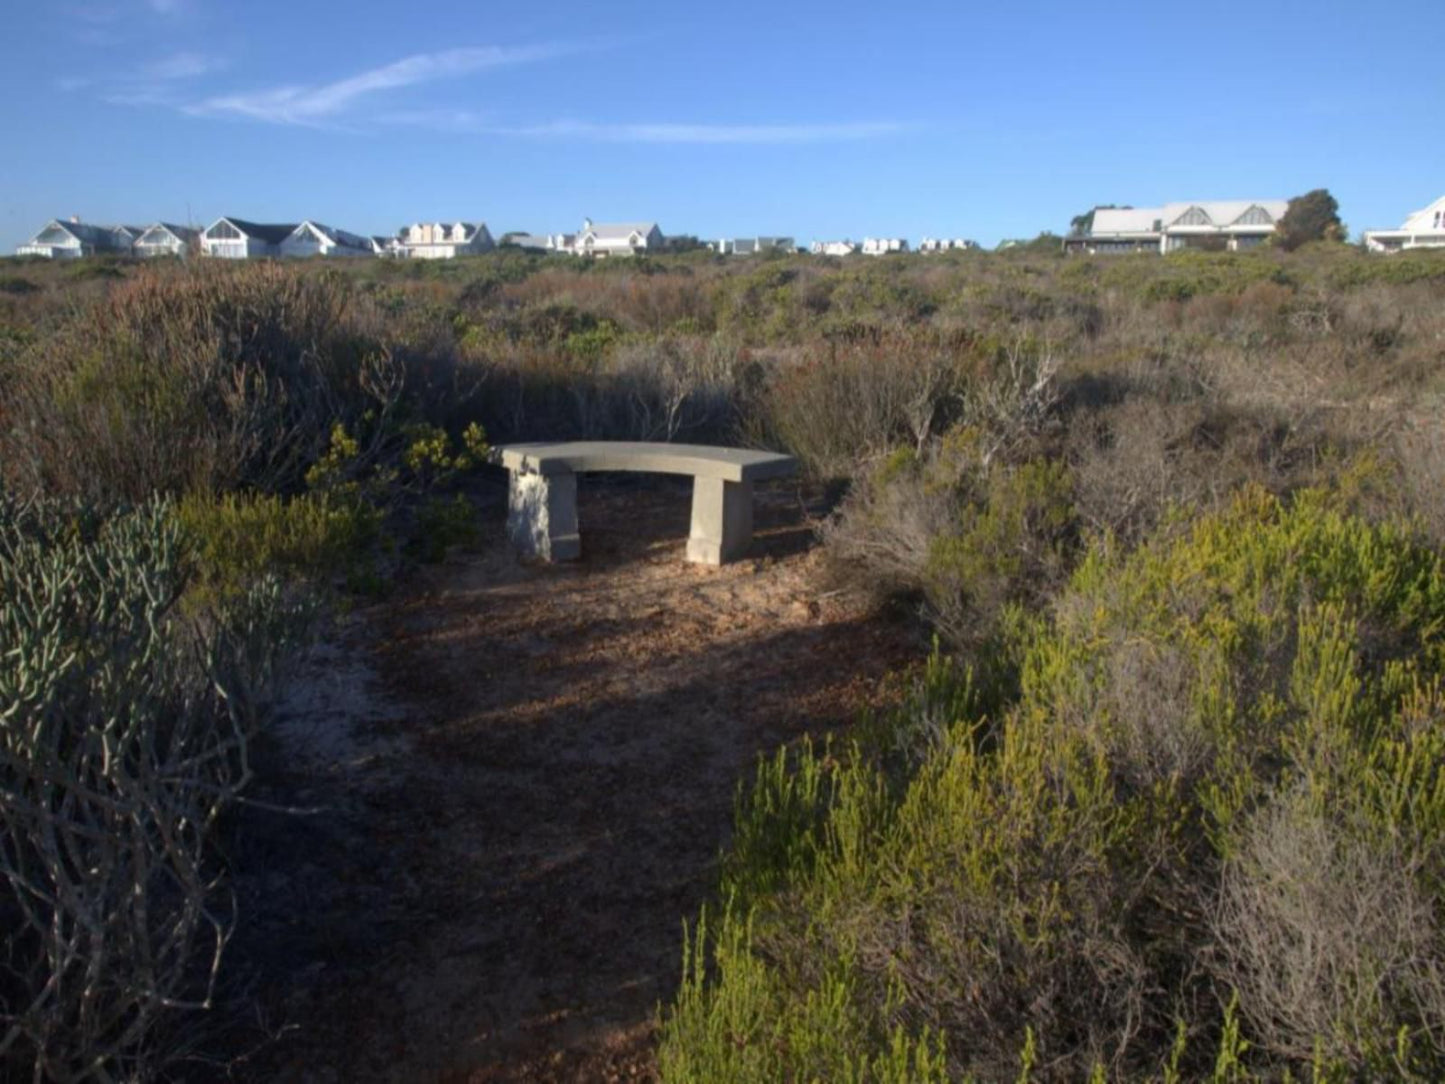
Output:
[
  {"xmin": 1021, "ymin": 231, "xmax": 1065, "ymax": 253},
  {"xmin": 1070, "ymin": 205, "xmax": 1128, "ymax": 237},
  {"xmin": 665, "ymin": 234, "xmax": 708, "ymax": 253},
  {"xmin": 1274, "ymin": 189, "xmax": 1346, "ymax": 250}
]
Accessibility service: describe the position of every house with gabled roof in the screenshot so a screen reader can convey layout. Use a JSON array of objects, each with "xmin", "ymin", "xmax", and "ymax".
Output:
[
  {"xmin": 1064, "ymin": 200, "xmax": 1289, "ymax": 254},
  {"xmin": 200, "ymin": 217, "xmax": 299, "ymax": 259},
  {"xmin": 370, "ymin": 235, "xmax": 404, "ymax": 257},
  {"xmin": 918, "ymin": 238, "xmax": 977, "ymax": 253},
  {"xmin": 15, "ymin": 217, "xmax": 139, "ymax": 259},
  {"xmin": 862, "ymin": 237, "xmax": 909, "ymax": 256},
  {"xmin": 1363, "ymin": 195, "xmax": 1445, "ymax": 252},
  {"xmin": 712, "ymin": 236, "xmax": 796, "ymax": 256},
  {"xmin": 809, "ymin": 240, "xmax": 858, "ymax": 256},
  {"xmin": 572, "ymin": 218, "xmax": 663, "ymax": 258},
  {"xmin": 280, "ymin": 221, "xmax": 375, "ymax": 258},
  {"xmin": 134, "ymin": 223, "xmax": 199, "ymax": 258},
  {"xmin": 396, "ymin": 221, "xmax": 494, "ymax": 259}
]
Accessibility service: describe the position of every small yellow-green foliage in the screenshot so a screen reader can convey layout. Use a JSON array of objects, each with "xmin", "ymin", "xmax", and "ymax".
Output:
[
  {"xmin": 307, "ymin": 419, "xmax": 488, "ymax": 494},
  {"xmin": 926, "ymin": 455, "xmax": 1075, "ymax": 612},
  {"xmin": 660, "ymin": 485, "xmax": 1445, "ymax": 1081},
  {"xmin": 178, "ymin": 489, "xmax": 380, "ymax": 598}
]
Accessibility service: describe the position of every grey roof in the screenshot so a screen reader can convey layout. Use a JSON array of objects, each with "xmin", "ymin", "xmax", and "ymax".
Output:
[
  {"xmin": 1161, "ymin": 200, "xmax": 1287, "ymax": 227},
  {"xmin": 212, "ymin": 217, "xmax": 301, "ymax": 244},
  {"xmin": 580, "ymin": 221, "xmax": 659, "ymax": 241},
  {"xmin": 136, "ymin": 222, "xmax": 199, "ymax": 244},
  {"xmin": 1089, "ymin": 201, "xmax": 1288, "ymax": 236},
  {"xmin": 292, "ymin": 221, "xmax": 372, "ymax": 250},
  {"xmin": 30, "ymin": 220, "xmax": 122, "ymax": 247},
  {"xmin": 1091, "ymin": 207, "xmax": 1161, "ymax": 235}
]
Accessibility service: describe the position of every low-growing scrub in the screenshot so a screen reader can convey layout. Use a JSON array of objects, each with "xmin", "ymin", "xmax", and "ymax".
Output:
[
  {"xmin": 0, "ymin": 495, "xmax": 305, "ymax": 1079},
  {"xmin": 661, "ymin": 485, "xmax": 1445, "ymax": 1080}
]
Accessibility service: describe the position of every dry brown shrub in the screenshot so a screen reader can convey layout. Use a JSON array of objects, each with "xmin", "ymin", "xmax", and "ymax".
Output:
[
  {"xmin": 0, "ymin": 263, "xmax": 425, "ymax": 501},
  {"xmin": 747, "ymin": 328, "xmax": 971, "ymax": 479},
  {"xmin": 498, "ymin": 266, "xmax": 716, "ymax": 333},
  {"xmin": 1214, "ymin": 799, "xmax": 1445, "ymax": 1070}
]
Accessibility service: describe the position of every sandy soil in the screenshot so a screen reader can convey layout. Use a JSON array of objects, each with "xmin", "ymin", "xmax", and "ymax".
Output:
[{"xmin": 218, "ymin": 476, "xmax": 918, "ymax": 1083}]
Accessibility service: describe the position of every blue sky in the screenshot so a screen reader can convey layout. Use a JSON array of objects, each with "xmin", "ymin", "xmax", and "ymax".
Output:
[{"xmin": 2, "ymin": 0, "xmax": 1441, "ymax": 250}]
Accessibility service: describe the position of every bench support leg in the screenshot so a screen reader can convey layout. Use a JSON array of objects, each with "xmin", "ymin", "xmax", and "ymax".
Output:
[
  {"xmin": 507, "ymin": 470, "xmax": 580, "ymax": 561},
  {"xmin": 687, "ymin": 477, "xmax": 754, "ymax": 566}
]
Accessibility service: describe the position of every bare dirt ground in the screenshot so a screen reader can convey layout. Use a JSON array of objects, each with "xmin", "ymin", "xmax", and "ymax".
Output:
[{"xmin": 218, "ymin": 476, "xmax": 918, "ymax": 1083}]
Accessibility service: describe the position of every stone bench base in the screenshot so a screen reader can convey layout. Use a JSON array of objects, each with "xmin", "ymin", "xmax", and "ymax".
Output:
[
  {"xmin": 506, "ymin": 471, "xmax": 581, "ymax": 562},
  {"xmin": 507, "ymin": 471, "xmax": 756, "ymax": 567},
  {"xmin": 496, "ymin": 441, "xmax": 797, "ymax": 567}
]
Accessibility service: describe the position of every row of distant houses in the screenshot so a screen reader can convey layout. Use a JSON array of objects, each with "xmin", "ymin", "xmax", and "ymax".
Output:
[
  {"xmin": 14, "ymin": 216, "xmax": 669, "ymax": 261},
  {"xmin": 808, "ymin": 237, "xmax": 978, "ymax": 257},
  {"xmin": 1065, "ymin": 194, "xmax": 1445, "ymax": 255},
  {"xmin": 19, "ymin": 194, "xmax": 1445, "ymax": 261}
]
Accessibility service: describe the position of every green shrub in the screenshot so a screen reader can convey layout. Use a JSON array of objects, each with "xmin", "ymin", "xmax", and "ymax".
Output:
[
  {"xmin": 411, "ymin": 493, "xmax": 481, "ymax": 562},
  {"xmin": 661, "ymin": 485, "xmax": 1445, "ymax": 1081},
  {"xmin": 0, "ymin": 494, "xmax": 304, "ymax": 1079},
  {"xmin": 824, "ymin": 433, "xmax": 1076, "ymax": 647},
  {"xmin": 0, "ymin": 275, "xmax": 39, "ymax": 295},
  {"xmin": 178, "ymin": 489, "xmax": 382, "ymax": 598},
  {"xmin": 0, "ymin": 262, "xmax": 469, "ymax": 503}
]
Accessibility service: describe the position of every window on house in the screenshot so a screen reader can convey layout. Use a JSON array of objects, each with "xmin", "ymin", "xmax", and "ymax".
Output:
[
  {"xmin": 208, "ymin": 221, "xmax": 241, "ymax": 240},
  {"xmin": 1237, "ymin": 205, "xmax": 1272, "ymax": 225},
  {"xmin": 1176, "ymin": 206, "xmax": 1211, "ymax": 226},
  {"xmin": 35, "ymin": 226, "xmax": 72, "ymax": 244}
]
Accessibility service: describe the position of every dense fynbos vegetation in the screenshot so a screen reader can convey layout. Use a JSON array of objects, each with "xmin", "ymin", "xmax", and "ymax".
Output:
[
  {"xmin": 661, "ymin": 486, "xmax": 1445, "ymax": 1079},
  {"xmin": 0, "ymin": 496, "xmax": 303, "ymax": 1079},
  {"xmin": 1, "ymin": 242, "xmax": 1443, "ymax": 1078}
]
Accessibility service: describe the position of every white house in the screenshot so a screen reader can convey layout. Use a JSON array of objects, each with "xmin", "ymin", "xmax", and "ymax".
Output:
[
  {"xmin": 498, "ymin": 233, "xmax": 556, "ymax": 252},
  {"xmin": 16, "ymin": 218, "xmax": 140, "ymax": 259},
  {"xmin": 133, "ymin": 223, "xmax": 198, "ymax": 258},
  {"xmin": 918, "ymin": 238, "xmax": 977, "ymax": 253},
  {"xmin": 396, "ymin": 221, "xmax": 494, "ymax": 259},
  {"xmin": 810, "ymin": 240, "xmax": 858, "ymax": 256},
  {"xmin": 280, "ymin": 221, "xmax": 375, "ymax": 258},
  {"xmin": 1064, "ymin": 200, "xmax": 1289, "ymax": 255},
  {"xmin": 713, "ymin": 236, "xmax": 796, "ymax": 256},
  {"xmin": 1363, "ymin": 195, "xmax": 1445, "ymax": 252},
  {"xmin": 572, "ymin": 218, "xmax": 664, "ymax": 258},
  {"xmin": 370, "ymin": 235, "xmax": 404, "ymax": 257},
  {"xmin": 200, "ymin": 217, "xmax": 298, "ymax": 259},
  {"xmin": 862, "ymin": 237, "xmax": 909, "ymax": 256}
]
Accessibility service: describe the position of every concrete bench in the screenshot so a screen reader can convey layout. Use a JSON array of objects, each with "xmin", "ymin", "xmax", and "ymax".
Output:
[{"xmin": 493, "ymin": 441, "xmax": 798, "ymax": 565}]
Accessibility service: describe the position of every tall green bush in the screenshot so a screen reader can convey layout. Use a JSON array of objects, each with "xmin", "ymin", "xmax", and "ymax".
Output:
[{"xmin": 661, "ymin": 485, "xmax": 1445, "ymax": 1081}]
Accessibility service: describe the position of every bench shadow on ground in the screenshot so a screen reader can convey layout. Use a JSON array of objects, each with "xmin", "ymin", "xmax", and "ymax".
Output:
[{"xmin": 219, "ymin": 476, "xmax": 915, "ymax": 1083}]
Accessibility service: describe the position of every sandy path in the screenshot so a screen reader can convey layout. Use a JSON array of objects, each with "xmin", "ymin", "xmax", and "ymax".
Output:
[{"xmin": 222, "ymin": 477, "xmax": 916, "ymax": 1083}]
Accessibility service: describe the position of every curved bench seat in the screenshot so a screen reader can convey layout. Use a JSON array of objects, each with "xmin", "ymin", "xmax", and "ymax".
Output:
[
  {"xmin": 492, "ymin": 441, "xmax": 798, "ymax": 566},
  {"xmin": 497, "ymin": 441, "xmax": 796, "ymax": 484}
]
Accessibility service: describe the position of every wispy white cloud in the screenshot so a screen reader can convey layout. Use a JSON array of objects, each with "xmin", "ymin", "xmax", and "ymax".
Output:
[
  {"xmin": 89, "ymin": 51, "xmax": 223, "ymax": 108},
  {"xmin": 140, "ymin": 50, "xmax": 221, "ymax": 80},
  {"xmin": 511, "ymin": 120, "xmax": 913, "ymax": 144},
  {"xmin": 377, "ymin": 110, "xmax": 914, "ymax": 144},
  {"xmin": 187, "ymin": 44, "xmax": 572, "ymax": 125}
]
